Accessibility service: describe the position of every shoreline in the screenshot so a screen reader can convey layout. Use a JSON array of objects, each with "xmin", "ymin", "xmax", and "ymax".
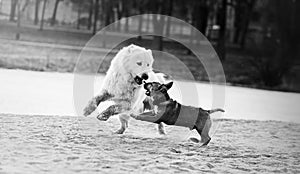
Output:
[{"xmin": 1, "ymin": 113, "xmax": 299, "ymax": 125}]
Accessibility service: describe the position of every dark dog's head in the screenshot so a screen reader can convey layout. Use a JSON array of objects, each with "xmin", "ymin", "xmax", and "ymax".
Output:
[
  {"xmin": 134, "ymin": 73, "xmax": 149, "ymax": 85},
  {"xmin": 144, "ymin": 81, "xmax": 173, "ymax": 105}
]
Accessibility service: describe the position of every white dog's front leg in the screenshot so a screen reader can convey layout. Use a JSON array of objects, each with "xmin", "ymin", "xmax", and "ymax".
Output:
[
  {"xmin": 115, "ymin": 114, "xmax": 130, "ymax": 134},
  {"xmin": 131, "ymin": 87, "xmax": 147, "ymax": 113}
]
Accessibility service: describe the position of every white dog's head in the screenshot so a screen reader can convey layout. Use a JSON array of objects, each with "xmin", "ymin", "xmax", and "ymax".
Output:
[{"xmin": 112, "ymin": 44, "xmax": 154, "ymax": 85}]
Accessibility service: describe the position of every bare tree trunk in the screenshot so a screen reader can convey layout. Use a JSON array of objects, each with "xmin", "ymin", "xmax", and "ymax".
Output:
[
  {"xmin": 146, "ymin": 14, "xmax": 150, "ymax": 33},
  {"xmin": 233, "ymin": 0, "xmax": 242, "ymax": 44},
  {"xmin": 40, "ymin": 0, "xmax": 47, "ymax": 30},
  {"xmin": 0, "ymin": 1, "xmax": 3, "ymax": 11},
  {"xmin": 137, "ymin": 4, "xmax": 144, "ymax": 40},
  {"xmin": 93, "ymin": 0, "xmax": 99, "ymax": 34},
  {"xmin": 240, "ymin": 0, "xmax": 256, "ymax": 49},
  {"xmin": 137, "ymin": 14, "xmax": 143, "ymax": 39},
  {"xmin": 16, "ymin": 0, "xmax": 21, "ymax": 40},
  {"xmin": 152, "ymin": 15, "xmax": 165, "ymax": 51},
  {"xmin": 216, "ymin": 0, "xmax": 227, "ymax": 61},
  {"xmin": 34, "ymin": 0, "xmax": 40, "ymax": 25},
  {"xmin": 10, "ymin": 0, "xmax": 18, "ymax": 21},
  {"xmin": 150, "ymin": 0, "xmax": 167, "ymax": 51},
  {"xmin": 274, "ymin": 0, "xmax": 299, "ymax": 75},
  {"xmin": 100, "ymin": 0, "xmax": 105, "ymax": 29},
  {"xmin": 124, "ymin": 1, "xmax": 129, "ymax": 32},
  {"xmin": 165, "ymin": 0, "xmax": 173, "ymax": 37},
  {"xmin": 17, "ymin": 1, "xmax": 20, "ymax": 28},
  {"xmin": 77, "ymin": 1, "xmax": 82, "ymax": 29},
  {"xmin": 21, "ymin": 0, "xmax": 30, "ymax": 12},
  {"xmin": 192, "ymin": 0, "xmax": 209, "ymax": 36},
  {"xmin": 87, "ymin": 0, "xmax": 93, "ymax": 30},
  {"xmin": 50, "ymin": 0, "xmax": 60, "ymax": 26},
  {"xmin": 104, "ymin": 1, "xmax": 112, "ymax": 28},
  {"xmin": 116, "ymin": 0, "xmax": 122, "ymax": 31}
]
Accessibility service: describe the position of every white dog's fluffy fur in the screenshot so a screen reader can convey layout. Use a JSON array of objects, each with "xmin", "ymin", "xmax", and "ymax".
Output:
[{"xmin": 83, "ymin": 44, "xmax": 166, "ymax": 134}]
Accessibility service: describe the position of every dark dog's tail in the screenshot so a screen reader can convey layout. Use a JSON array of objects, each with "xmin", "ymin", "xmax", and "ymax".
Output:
[{"xmin": 207, "ymin": 108, "xmax": 225, "ymax": 114}]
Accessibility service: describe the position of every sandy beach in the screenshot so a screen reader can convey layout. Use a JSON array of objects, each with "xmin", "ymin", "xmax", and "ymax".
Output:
[
  {"xmin": 1, "ymin": 114, "xmax": 299, "ymax": 173},
  {"xmin": 0, "ymin": 69, "xmax": 299, "ymax": 173}
]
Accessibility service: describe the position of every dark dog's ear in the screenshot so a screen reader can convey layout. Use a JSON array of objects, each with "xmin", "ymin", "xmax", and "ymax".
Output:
[
  {"xmin": 145, "ymin": 91, "xmax": 150, "ymax": 96},
  {"xmin": 164, "ymin": 82, "xmax": 173, "ymax": 90}
]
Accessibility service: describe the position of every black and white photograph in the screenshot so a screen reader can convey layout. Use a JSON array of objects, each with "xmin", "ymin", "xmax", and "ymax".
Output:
[{"xmin": 0, "ymin": 0, "xmax": 299, "ymax": 173}]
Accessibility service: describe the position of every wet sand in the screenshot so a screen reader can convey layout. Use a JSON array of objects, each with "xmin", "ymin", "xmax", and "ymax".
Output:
[{"xmin": 0, "ymin": 114, "xmax": 299, "ymax": 173}]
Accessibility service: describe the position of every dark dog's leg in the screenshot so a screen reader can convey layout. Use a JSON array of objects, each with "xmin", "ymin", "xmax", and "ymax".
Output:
[
  {"xmin": 195, "ymin": 117, "xmax": 212, "ymax": 146},
  {"xmin": 143, "ymin": 97, "xmax": 166, "ymax": 135},
  {"xmin": 83, "ymin": 90, "xmax": 112, "ymax": 116}
]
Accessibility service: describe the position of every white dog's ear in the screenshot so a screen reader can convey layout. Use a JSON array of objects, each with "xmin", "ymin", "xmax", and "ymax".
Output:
[
  {"xmin": 146, "ymin": 49, "xmax": 152, "ymax": 55},
  {"xmin": 127, "ymin": 44, "xmax": 135, "ymax": 53}
]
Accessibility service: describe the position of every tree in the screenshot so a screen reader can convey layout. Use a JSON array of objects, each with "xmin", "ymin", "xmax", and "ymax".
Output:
[
  {"xmin": 152, "ymin": 14, "xmax": 165, "ymax": 51},
  {"xmin": 233, "ymin": 0, "xmax": 242, "ymax": 44},
  {"xmin": 137, "ymin": 0, "xmax": 145, "ymax": 38},
  {"xmin": 216, "ymin": 0, "xmax": 227, "ymax": 61},
  {"xmin": 9, "ymin": 0, "xmax": 18, "ymax": 21},
  {"xmin": 76, "ymin": 1, "xmax": 82, "ymax": 29},
  {"xmin": 34, "ymin": 0, "xmax": 40, "ymax": 25},
  {"xmin": 87, "ymin": 0, "xmax": 93, "ymax": 30},
  {"xmin": 93, "ymin": 0, "xmax": 99, "ymax": 34},
  {"xmin": 21, "ymin": 0, "xmax": 30, "ymax": 12},
  {"xmin": 50, "ymin": 0, "xmax": 60, "ymax": 26},
  {"xmin": 233, "ymin": 0, "xmax": 256, "ymax": 48},
  {"xmin": 122, "ymin": 0, "xmax": 130, "ymax": 32},
  {"xmin": 145, "ymin": 0, "xmax": 168, "ymax": 51},
  {"xmin": 115, "ymin": 0, "xmax": 123, "ymax": 31},
  {"xmin": 40, "ymin": 0, "xmax": 47, "ymax": 30},
  {"xmin": 191, "ymin": 0, "xmax": 209, "ymax": 35},
  {"xmin": 165, "ymin": 0, "xmax": 174, "ymax": 37},
  {"xmin": 249, "ymin": 0, "xmax": 300, "ymax": 87}
]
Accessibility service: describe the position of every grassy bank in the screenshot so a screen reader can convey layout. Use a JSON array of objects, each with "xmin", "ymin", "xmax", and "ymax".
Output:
[{"xmin": 0, "ymin": 20, "xmax": 299, "ymax": 92}]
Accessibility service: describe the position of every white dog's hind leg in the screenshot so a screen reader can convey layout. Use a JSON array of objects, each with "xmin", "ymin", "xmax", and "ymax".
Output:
[
  {"xmin": 115, "ymin": 114, "xmax": 130, "ymax": 134},
  {"xmin": 83, "ymin": 90, "xmax": 112, "ymax": 116}
]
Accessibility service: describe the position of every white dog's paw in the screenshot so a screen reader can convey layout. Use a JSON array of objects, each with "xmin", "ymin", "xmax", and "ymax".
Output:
[
  {"xmin": 83, "ymin": 99, "xmax": 97, "ymax": 116},
  {"xmin": 153, "ymin": 105, "xmax": 158, "ymax": 115}
]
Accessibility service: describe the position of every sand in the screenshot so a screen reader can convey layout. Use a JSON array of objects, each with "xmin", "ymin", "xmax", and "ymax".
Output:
[{"xmin": 1, "ymin": 114, "xmax": 299, "ymax": 174}]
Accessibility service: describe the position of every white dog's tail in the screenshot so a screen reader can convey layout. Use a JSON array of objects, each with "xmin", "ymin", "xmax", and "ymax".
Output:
[{"xmin": 207, "ymin": 108, "xmax": 225, "ymax": 114}]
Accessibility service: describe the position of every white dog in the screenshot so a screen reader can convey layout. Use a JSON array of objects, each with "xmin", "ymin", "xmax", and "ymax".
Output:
[{"xmin": 83, "ymin": 44, "xmax": 167, "ymax": 134}]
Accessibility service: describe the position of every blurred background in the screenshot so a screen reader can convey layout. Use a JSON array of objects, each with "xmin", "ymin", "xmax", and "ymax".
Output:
[{"xmin": 0, "ymin": 0, "xmax": 299, "ymax": 92}]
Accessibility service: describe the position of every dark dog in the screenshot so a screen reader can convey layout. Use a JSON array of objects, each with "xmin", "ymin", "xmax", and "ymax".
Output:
[{"xmin": 132, "ymin": 81, "xmax": 224, "ymax": 146}]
